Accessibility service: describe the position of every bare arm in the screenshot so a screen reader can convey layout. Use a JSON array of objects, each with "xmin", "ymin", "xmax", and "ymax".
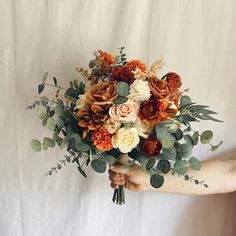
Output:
[{"xmin": 109, "ymin": 157, "xmax": 236, "ymax": 195}]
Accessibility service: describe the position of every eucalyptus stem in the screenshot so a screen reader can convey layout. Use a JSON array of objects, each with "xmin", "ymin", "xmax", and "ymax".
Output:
[{"xmin": 43, "ymin": 82, "xmax": 67, "ymax": 90}]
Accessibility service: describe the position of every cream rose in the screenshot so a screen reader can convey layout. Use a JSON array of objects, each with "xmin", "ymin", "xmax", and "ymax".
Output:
[
  {"xmin": 112, "ymin": 127, "xmax": 140, "ymax": 153},
  {"xmin": 103, "ymin": 118, "xmax": 121, "ymax": 134},
  {"xmin": 129, "ymin": 79, "xmax": 151, "ymax": 102},
  {"xmin": 109, "ymin": 100, "xmax": 138, "ymax": 123}
]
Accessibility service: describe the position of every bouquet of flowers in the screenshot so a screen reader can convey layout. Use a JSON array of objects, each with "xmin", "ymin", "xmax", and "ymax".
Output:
[{"xmin": 28, "ymin": 47, "xmax": 223, "ymax": 205}]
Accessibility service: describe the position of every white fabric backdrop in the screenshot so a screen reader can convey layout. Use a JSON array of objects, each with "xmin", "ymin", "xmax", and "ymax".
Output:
[{"xmin": 0, "ymin": 0, "xmax": 236, "ymax": 235}]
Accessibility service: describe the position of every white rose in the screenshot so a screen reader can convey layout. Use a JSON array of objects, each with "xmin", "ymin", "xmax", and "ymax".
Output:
[
  {"xmin": 112, "ymin": 127, "xmax": 140, "ymax": 153},
  {"xmin": 133, "ymin": 118, "xmax": 149, "ymax": 138},
  {"xmin": 75, "ymin": 94, "xmax": 87, "ymax": 110},
  {"xmin": 109, "ymin": 100, "xmax": 138, "ymax": 123},
  {"xmin": 129, "ymin": 79, "xmax": 151, "ymax": 102}
]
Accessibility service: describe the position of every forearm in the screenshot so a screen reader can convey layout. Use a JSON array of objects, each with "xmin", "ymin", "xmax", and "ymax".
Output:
[{"xmin": 147, "ymin": 159, "xmax": 236, "ymax": 195}]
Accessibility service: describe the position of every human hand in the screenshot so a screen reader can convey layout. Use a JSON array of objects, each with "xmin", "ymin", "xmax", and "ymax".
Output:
[{"xmin": 108, "ymin": 163, "xmax": 151, "ymax": 192}]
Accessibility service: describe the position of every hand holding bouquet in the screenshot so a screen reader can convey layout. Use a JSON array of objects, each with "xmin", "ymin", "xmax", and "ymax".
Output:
[{"xmin": 28, "ymin": 47, "xmax": 223, "ymax": 205}]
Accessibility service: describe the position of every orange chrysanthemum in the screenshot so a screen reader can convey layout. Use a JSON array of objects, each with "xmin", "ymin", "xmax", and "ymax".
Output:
[
  {"xmin": 92, "ymin": 127, "xmax": 113, "ymax": 151},
  {"xmin": 125, "ymin": 60, "xmax": 147, "ymax": 72}
]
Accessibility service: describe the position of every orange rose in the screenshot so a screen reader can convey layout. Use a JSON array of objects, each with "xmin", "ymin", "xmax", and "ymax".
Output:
[
  {"xmin": 125, "ymin": 60, "xmax": 147, "ymax": 72},
  {"xmin": 141, "ymin": 136, "xmax": 162, "ymax": 157},
  {"xmin": 148, "ymin": 77, "xmax": 170, "ymax": 99},
  {"xmin": 112, "ymin": 66, "xmax": 135, "ymax": 85},
  {"xmin": 76, "ymin": 81, "xmax": 117, "ymax": 135}
]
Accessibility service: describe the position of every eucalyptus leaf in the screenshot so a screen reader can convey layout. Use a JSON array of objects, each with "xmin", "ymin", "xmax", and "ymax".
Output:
[
  {"xmin": 37, "ymin": 105, "xmax": 47, "ymax": 119},
  {"xmin": 75, "ymin": 143, "xmax": 90, "ymax": 152},
  {"xmin": 113, "ymin": 96, "xmax": 128, "ymax": 105},
  {"xmin": 174, "ymin": 160, "xmax": 188, "ymax": 175},
  {"xmin": 178, "ymin": 143, "xmax": 193, "ymax": 158},
  {"xmin": 184, "ymin": 134, "xmax": 193, "ymax": 147},
  {"xmin": 139, "ymin": 155, "xmax": 156, "ymax": 170},
  {"xmin": 43, "ymin": 137, "xmax": 55, "ymax": 148},
  {"xmin": 189, "ymin": 157, "xmax": 201, "ymax": 170},
  {"xmin": 192, "ymin": 131, "xmax": 199, "ymax": 145},
  {"xmin": 161, "ymin": 134, "xmax": 175, "ymax": 149},
  {"xmin": 161, "ymin": 147, "xmax": 176, "ymax": 160},
  {"xmin": 200, "ymin": 130, "xmax": 213, "ymax": 144},
  {"xmin": 180, "ymin": 96, "xmax": 191, "ymax": 106},
  {"xmin": 46, "ymin": 117, "xmax": 56, "ymax": 131},
  {"xmin": 42, "ymin": 72, "xmax": 48, "ymax": 82},
  {"xmin": 211, "ymin": 140, "xmax": 223, "ymax": 151},
  {"xmin": 38, "ymin": 84, "xmax": 44, "ymax": 94},
  {"xmin": 105, "ymin": 155, "xmax": 117, "ymax": 165},
  {"xmin": 31, "ymin": 139, "xmax": 41, "ymax": 152},
  {"xmin": 150, "ymin": 174, "xmax": 164, "ymax": 188},
  {"xmin": 56, "ymin": 117, "xmax": 64, "ymax": 129},
  {"xmin": 155, "ymin": 126, "xmax": 168, "ymax": 140},
  {"xmin": 60, "ymin": 136, "xmax": 70, "ymax": 149},
  {"xmin": 55, "ymin": 106, "xmax": 64, "ymax": 116},
  {"xmin": 91, "ymin": 157, "xmax": 107, "ymax": 173},
  {"xmin": 116, "ymin": 82, "xmax": 130, "ymax": 96},
  {"xmin": 157, "ymin": 160, "xmax": 171, "ymax": 174}
]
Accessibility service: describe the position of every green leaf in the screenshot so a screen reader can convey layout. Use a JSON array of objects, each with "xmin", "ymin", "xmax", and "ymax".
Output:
[
  {"xmin": 150, "ymin": 174, "xmax": 164, "ymax": 188},
  {"xmin": 200, "ymin": 130, "xmax": 213, "ymax": 144},
  {"xmin": 55, "ymin": 106, "xmax": 64, "ymax": 116},
  {"xmin": 43, "ymin": 137, "xmax": 55, "ymax": 148},
  {"xmin": 53, "ymin": 77, "xmax": 57, "ymax": 86},
  {"xmin": 38, "ymin": 84, "xmax": 44, "ymax": 94},
  {"xmin": 157, "ymin": 160, "xmax": 171, "ymax": 174},
  {"xmin": 46, "ymin": 117, "xmax": 56, "ymax": 131},
  {"xmin": 116, "ymin": 82, "xmax": 130, "ymax": 97},
  {"xmin": 77, "ymin": 166, "xmax": 87, "ymax": 178},
  {"xmin": 42, "ymin": 72, "xmax": 48, "ymax": 82},
  {"xmin": 161, "ymin": 134, "xmax": 175, "ymax": 149},
  {"xmin": 31, "ymin": 139, "xmax": 41, "ymax": 152},
  {"xmin": 60, "ymin": 136, "xmax": 70, "ymax": 149},
  {"xmin": 155, "ymin": 126, "xmax": 168, "ymax": 140},
  {"xmin": 174, "ymin": 160, "xmax": 188, "ymax": 175},
  {"xmin": 211, "ymin": 140, "xmax": 223, "ymax": 151},
  {"xmin": 192, "ymin": 131, "xmax": 199, "ymax": 145},
  {"xmin": 139, "ymin": 155, "xmax": 156, "ymax": 170},
  {"xmin": 172, "ymin": 129, "xmax": 183, "ymax": 141},
  {"xmin": 180, "ymin": 96, "xmax": 191, "ymax": 106},
  {"xmin": 105, "ymin": 155, "xmax": 117, "ymax": 165},
  {"xmin": 178, "ymin": 143, "xmax": 193, "ymax": 158},
  {"xmin": 184, "ymin": 134, "xmax": 193, "ymax": 147},
  {"xmin": 188, "ymin": 105, "xmax": 209, "ymax": 112},
  {"xmin": 182, "ymin": 114, "xmax": 197, "ymax": 122},
  {"xmin": 75, "ymin": 143, "xmax": 90, "ymax": 152},
  {"xmin": 91, "ymin": 157, "xmax": 107, "ymax": 173},
  {"xmin": 189, "ymin": 157, "xmax": 201, "ymax": 170},
  {"xmin": 161, "ymin": 147, "xmax": 176, "ymax": 160},
  {"xmin": 56, "ymin": 117, "xmax": 64, "ymax": 129},
  {"xmin": 113, "ymin": 96, "xmax": 128, "ymax": 104},
  {"xmin": 202, "ymin": 114, "xmax": 223, "ymax": 122},
  {"xmin": 37, "ymin": 105, "xmax": 47, "ymax": 119}
]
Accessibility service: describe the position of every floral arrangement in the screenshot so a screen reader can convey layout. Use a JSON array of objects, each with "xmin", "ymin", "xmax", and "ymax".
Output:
[{"xmin": 28, "ymin": 47, "xmax": 223, "ymax": 205}]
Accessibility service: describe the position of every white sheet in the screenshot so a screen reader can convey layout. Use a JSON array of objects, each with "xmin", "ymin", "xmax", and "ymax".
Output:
[{"xmin": 0, "ymin": 0, "xmax": 235, "ymax": 235}]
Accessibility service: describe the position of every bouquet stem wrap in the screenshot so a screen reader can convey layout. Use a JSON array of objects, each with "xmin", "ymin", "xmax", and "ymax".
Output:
[{"xmin": 112, "ymin": 154, "xmax": 129, "ymax": 205}]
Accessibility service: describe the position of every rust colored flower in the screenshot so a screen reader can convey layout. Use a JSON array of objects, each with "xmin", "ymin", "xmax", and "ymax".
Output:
[
  {"xmin": 166, "ymin": 72, "xmax": 182, "ymax": 89},
  {"xmin": 99, "ymin": 50, "xmax": 115, "ymax": 66},
  {"xmin": 139, "ymin": 99, "xmax": 160, "ymax": 127},
  {"xmin": 148, "ymin": 77, "xmax": 170, "ymax": 99},
  {"xmin": 141, "ymin": 136, "xmax": 162, "ymax": 157},
  {"xmin": 92, "ymin": 127, "xmax": 113, "ymax": 151},
  {"xmin": 112, "ymin": 66, "xmax": 135, "ymax": 85},
  {"xmin": 139, "ymin": 99, "xmax": 178, "ymax": 127},
  {"xmin": 125, "ymin": 60, "xmax": 147, "ymax": 72}
]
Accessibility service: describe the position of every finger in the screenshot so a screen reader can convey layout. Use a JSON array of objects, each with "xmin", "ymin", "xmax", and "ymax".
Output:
[
  {"xmin": 108, "ymin": 170, "xmax": 125, "ymax": 179},
  {"xmin": 111, "ymin": 183, "xmax": 118, "ymax": 189},
  {"xmin": 109, "ymin": 177, "xmax": 125, "ymax": 185},
  {"xmin": 109, "ymin": 175, "xmax": 125, "ymax": 182},
  {"xmin": 109, "ymin": 164, "xmax": 130, "ymax": 175}
]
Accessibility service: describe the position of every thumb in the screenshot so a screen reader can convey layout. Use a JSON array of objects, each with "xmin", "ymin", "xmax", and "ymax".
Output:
[{"xmin": 110, "ymin": 163, "xmax": 130, "ymax": 175}]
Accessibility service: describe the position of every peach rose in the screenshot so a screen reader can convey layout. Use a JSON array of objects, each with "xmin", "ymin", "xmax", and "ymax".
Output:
[
  {"xmin": 148, "ymin": 77, "xmax": 170, "ymax": 99},
  {"xmin": 109, "ymin": 100, "xmax": 139, "ymax": 123}
]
